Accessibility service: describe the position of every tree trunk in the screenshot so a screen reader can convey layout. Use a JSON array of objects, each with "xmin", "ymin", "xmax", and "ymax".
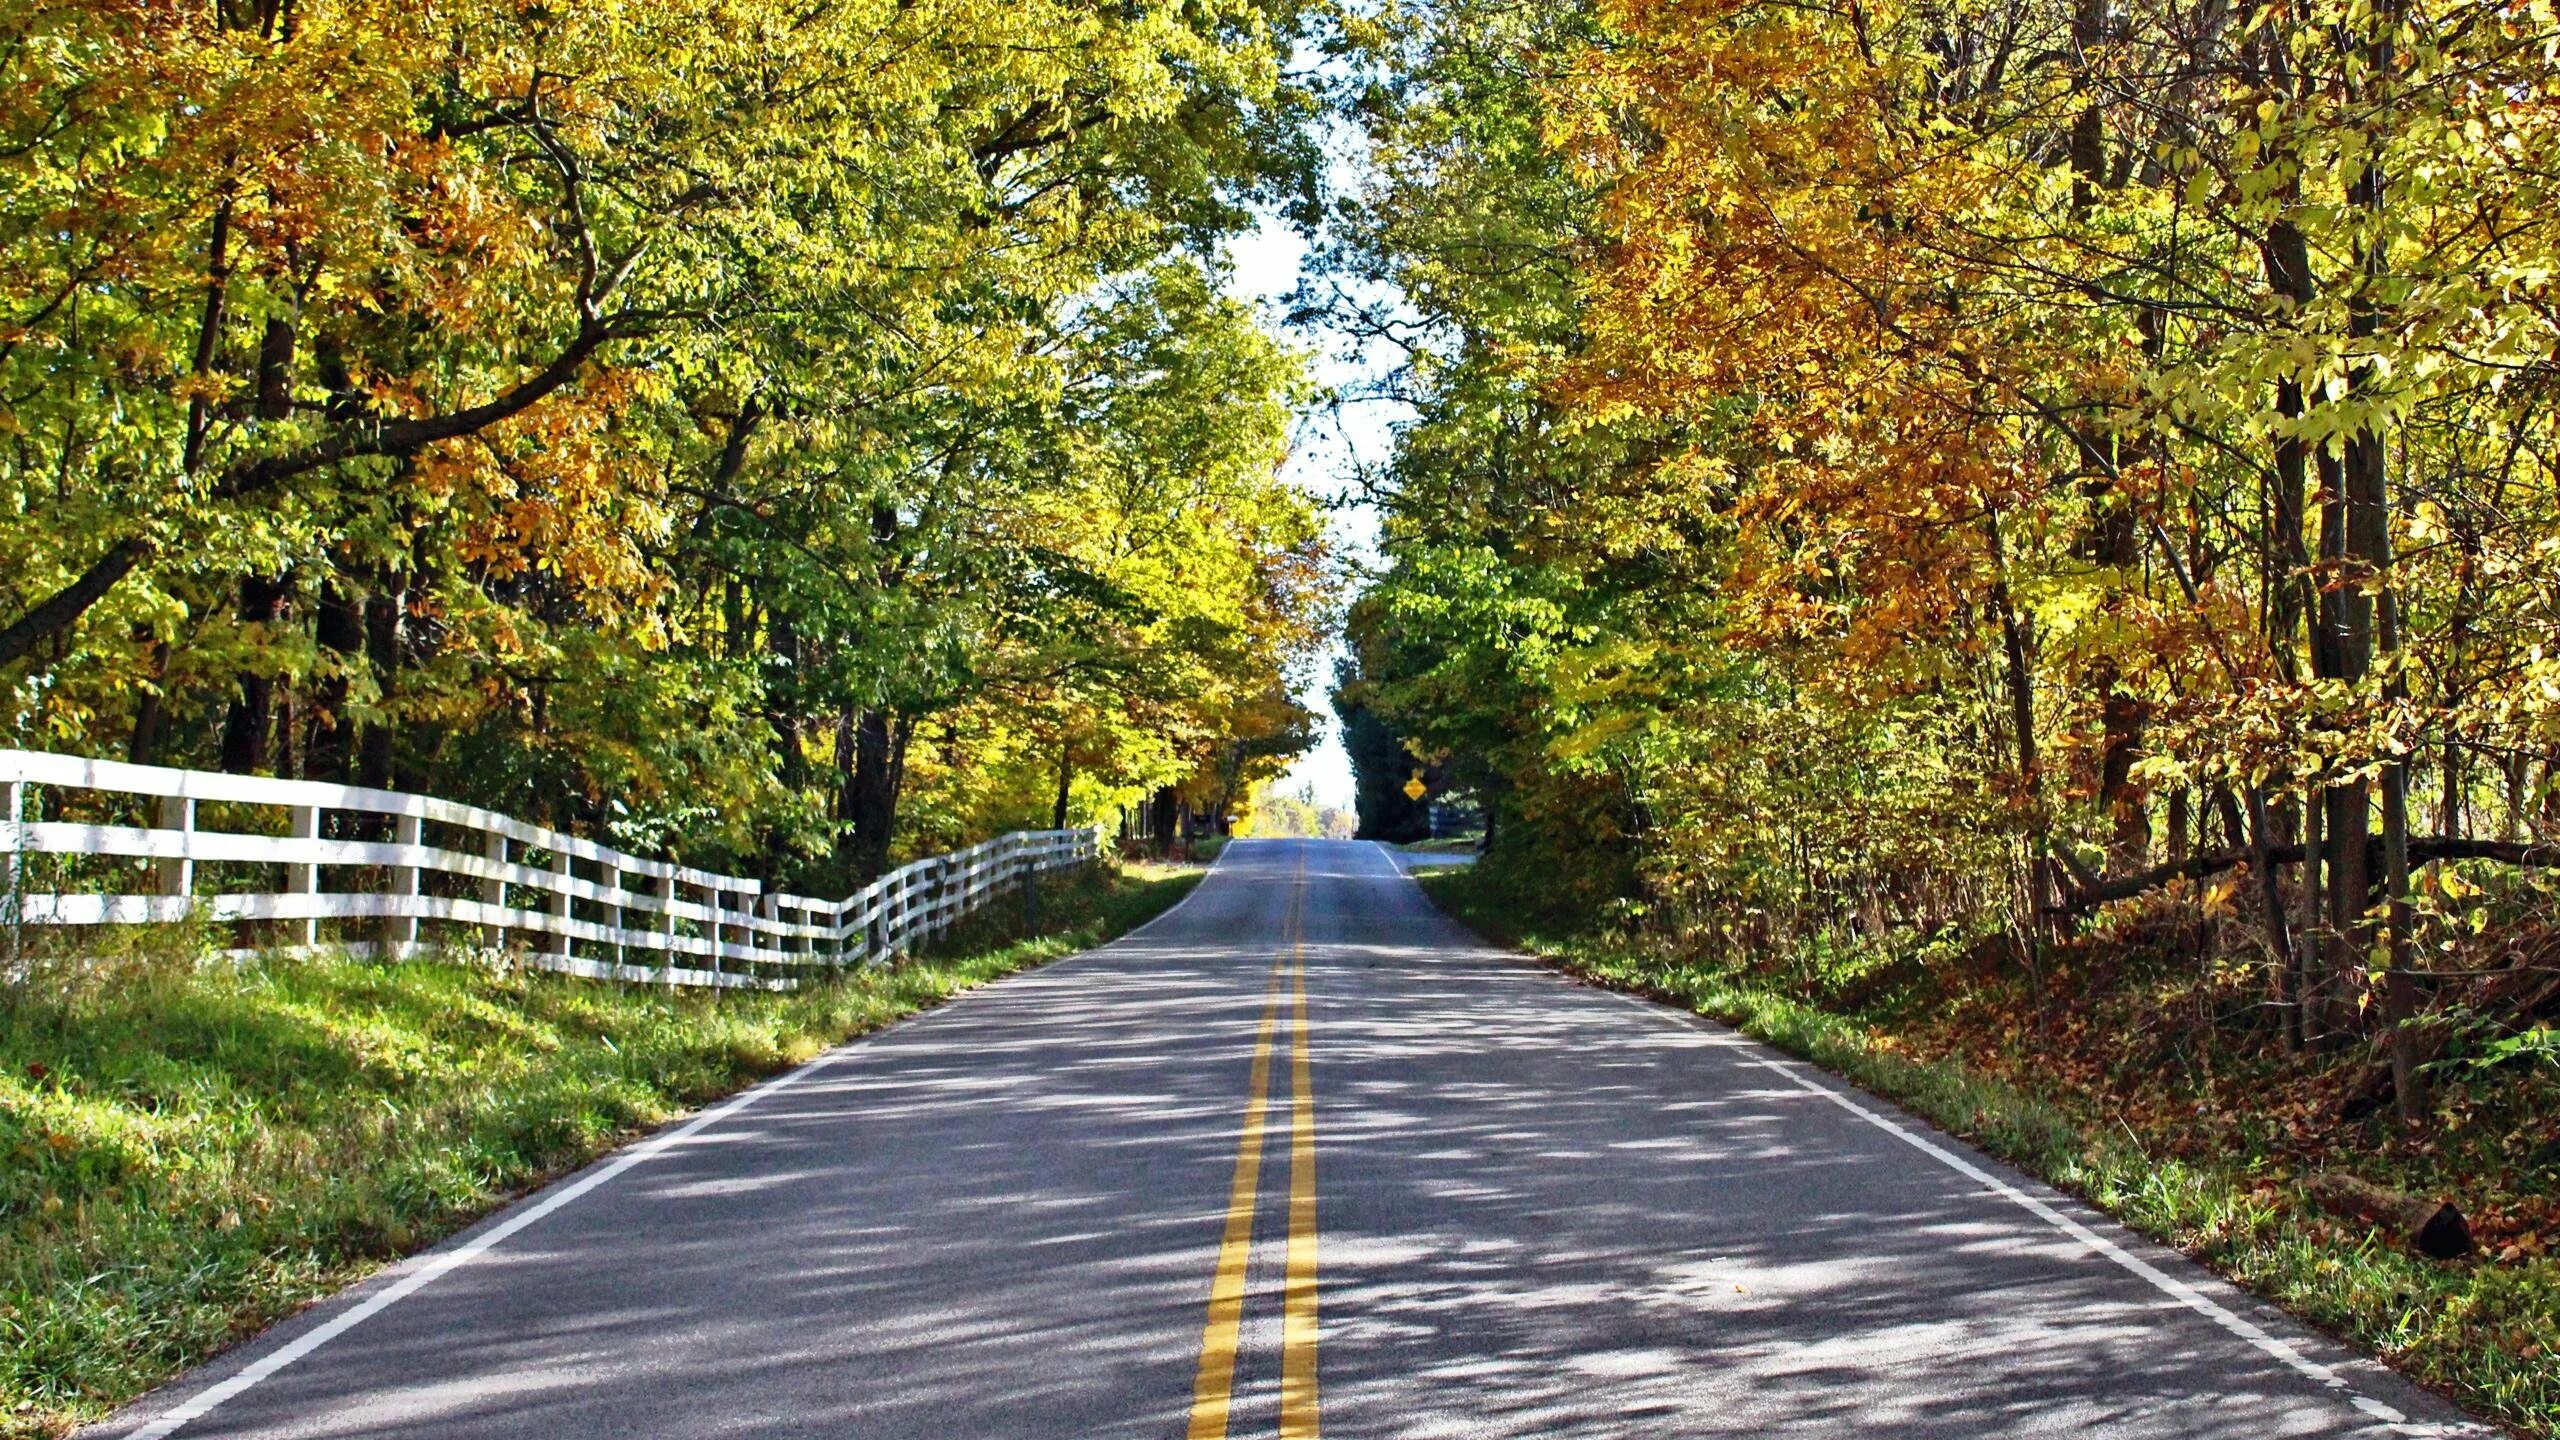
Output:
[
  {"xmin": 2347, "ymin": 0, "xmax": 2413, "ymax": 1113},
  {"xmin": 2068, "ymin": 0, "xmax": 2106, "ymax": 215},
  {"xmin": 2544, "ymin": 747, "xmax": 2560, "ymax": 836},
  {"xmin": 254, "ymin": 312, "xmax": 296, "ymax": 421},
  {"xmin": 184, "ymin": 193, "xmax": 235, "ymax": 476},
  {"xmin": 2244, "ymin": 785, "xmax": 2298, "ymax": 1044},
  {"xmin": 2340, "ymin": 422, "xmax": 2386, "ymax": 720},
  {"xmin": 2319, "ymin": 412, "xmax": 2372, "ymax": 1021},
  {"xmin": 2264, "ymin": 217, "xmax": 2318, "ymax": 685},
  {"xmin": 2438, "ymin": 740, "xmax": 2462, "ymax": 841},
  {"xmin": 2380, "ymin": 738, "xmax": 2423, "ymax": 1121},
  {"xmin": 305, "ymin": 582, "xmax": 363, "ymax": 785},
  {"xmin": 220, "ymin": 573, "xmax": 290, "ymax": 773},
  {"xmin": 831, "ymin": 708, "xmax": 856, "ymax": 855},
  {"xmin": 357, "ymin": 574, "xmax": 404, "ymax": 791},
  {"xmin": 2063, "ymin": 0, "xmax": 2150, "ymax": 865},
  {"xmin": 2098, "ymin": 681, "xmax": 2149, "ymax": 862},
  {"xmin": 1051, "ymin": 748, "xmax": 1073, "ymax": 831},
  {"xmin": 2299, "ymin": 787, "xmax": 2328, "ymax": 1043},
  {"xmin": 1983, "ymin": 513, "xmax": 2047, "ymax": 932},
  {"xmin": 128, "ymin": 638, "xmax": 169, "ymax": 766},
  {"xmin": 842, "ymin": 708, "xmax": 906, "ymax": 880},
  {"xmin": 764, "ymin": 611, "xmax": 807, "ymax": 795}
]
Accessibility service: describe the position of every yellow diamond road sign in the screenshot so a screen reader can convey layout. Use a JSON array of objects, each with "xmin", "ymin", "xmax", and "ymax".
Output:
[{"xmin": 1403, "ymin": 776, "xmax": 1427, "ymax": 801}]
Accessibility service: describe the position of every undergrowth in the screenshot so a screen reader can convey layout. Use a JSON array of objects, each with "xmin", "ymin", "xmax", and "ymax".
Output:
[
  {"xmin": 0, "ymin": 861, "xmax": 1201, "ymax": 1439},
  {"xmin": 1420, "ymin": 862, "xmax": 2559, "ymax": 1438}
]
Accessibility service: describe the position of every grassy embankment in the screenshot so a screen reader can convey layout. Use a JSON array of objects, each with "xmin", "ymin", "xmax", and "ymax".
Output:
[
  {"xmin": 1418, "ymin": 862, "xmax": 2558, "ymax": 1438},
  {"xmin": 0, "ymin": 860, "xmax": 1201, "ymax": 1440}
]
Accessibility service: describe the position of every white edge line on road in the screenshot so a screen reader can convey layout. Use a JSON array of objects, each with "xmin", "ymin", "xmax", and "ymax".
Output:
[
  {"xmin": 1383, "ymin": 854, "xmax": 2487, "ymax": 1440},
  {"xmin": 1577, "ymin": 983, "xmax": 2490, "ymax": 1439},
  {"xmin": 117, "ymin": 843, "xmax": 1237, "ymax": 1440},
  {"xmin": 121, "ymin": 1051, "xmax": 842, "ymax": 1440},
  {"xmin": 1098, "ymin": 839, "xmax": 1231, "ymax": 948}
]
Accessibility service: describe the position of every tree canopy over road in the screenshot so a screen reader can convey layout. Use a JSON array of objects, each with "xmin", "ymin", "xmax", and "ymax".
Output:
[
  {"xmin": 1336, "ymin": 0, "xmax": 2560, "ymax": 1101},
  {"xmin": 1329, "ymin": 0, "xmax": 2560, "ymax": 1409},
  {"xmin": 0, "ymin": 0, "xmax": 1333, "ymax": 885}
]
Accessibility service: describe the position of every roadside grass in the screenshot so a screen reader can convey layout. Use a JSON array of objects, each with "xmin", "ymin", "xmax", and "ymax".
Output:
[
  {"xmin": 0, "ymin": 860, "xmax": 1201, "ymax": 1440},
  {"xmin": 1418, "ymin": 864, "xmax": 2559, "ymax": 1438},
  {"xmin": 1393, "ymin": 834, "xmax": 1484, "ymax": 855}
]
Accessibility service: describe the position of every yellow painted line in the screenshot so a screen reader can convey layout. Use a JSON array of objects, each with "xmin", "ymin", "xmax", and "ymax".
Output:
[
  {"xmin": 1188, "ymin": 849, "xmax": 1321, "ymax": 1440},
  {"xmin": 1280, "ymin": 904, "xmax": 1320, "ymax": 1438},
  {"xmin": 1187, "ymin": 947, "xmax": 1290, "ymax": 1439}
]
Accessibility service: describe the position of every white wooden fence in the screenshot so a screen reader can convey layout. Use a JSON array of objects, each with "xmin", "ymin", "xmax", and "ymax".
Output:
[{"xmin": 0, "ymin": 749, "xmax": 1098, "ymax": 990}]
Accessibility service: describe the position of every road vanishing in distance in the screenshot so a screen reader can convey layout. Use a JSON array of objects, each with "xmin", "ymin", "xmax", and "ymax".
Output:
[{"xmin": 92, "ymin": 838, "xmax": 2487, "ymax": 1440}]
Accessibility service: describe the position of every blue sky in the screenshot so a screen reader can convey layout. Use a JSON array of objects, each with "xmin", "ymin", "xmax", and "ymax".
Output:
[{"xmin": 1222, "ymin": 212, "xmax": 1397, "ymax": 811}]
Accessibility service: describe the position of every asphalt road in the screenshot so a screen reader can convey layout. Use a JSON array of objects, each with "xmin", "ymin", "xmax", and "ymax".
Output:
[{"xmin": 93, "ymin": 838, "xmax": 2487, "ymax": 1440}]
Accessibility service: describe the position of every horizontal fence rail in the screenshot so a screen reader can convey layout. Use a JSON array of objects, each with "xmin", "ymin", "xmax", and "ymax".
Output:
[{"xmin": 0, "ymin": 749, "xmax": 1099, "ymax": 991}]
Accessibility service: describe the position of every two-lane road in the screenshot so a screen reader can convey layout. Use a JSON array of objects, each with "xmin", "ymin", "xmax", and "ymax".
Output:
[{"xmin": 94, "ymin": 839, "xmax": 2484, "ymax": 1439}]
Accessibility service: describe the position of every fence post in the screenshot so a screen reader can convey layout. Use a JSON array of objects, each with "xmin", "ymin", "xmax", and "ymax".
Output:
[
  {"xmin": 1021, "ymin": 837, "xmax": 1040, "ymax": 933},
  {"xmin": 758, "ymin": 892, "xmax": 778, "ymax": 978},
  {"xmin": 386, "ymin": 813, "xmax": 422, "ymax": 954},
  {"xmin": 895, "ymin": 873, "xmax": 914, "ymax": 957},
  {"xmin": 603, "ymin": 860, "xmax": 623, "ymax": 970},
  {"xmin": 155, "ymin": 794, "xmax": 194, "ymax": 902},
  {"xmin": 483, "ymin": 831, "xmax": 509, "ymax": 953},
  {"xmin": 707, "ymin": 884, "xmax": 726, "ymax": 990},
  {"xmin": 3, "ymin": 777, "xmax": 22, "ymax": 979},
  {"xmin": 656, "ymin": 872, "xmax": 678, "ymax": 989},
  {"xmin": 549, "ymin": 847, "xmax": 572, "ymax": 957},
  {"xmin": 287, "ymin": 805, "xmax": 321, "ymax": 948},
  {"xmin": 916, "ymin": 862, "xmax": 931, "ymax": 944}
]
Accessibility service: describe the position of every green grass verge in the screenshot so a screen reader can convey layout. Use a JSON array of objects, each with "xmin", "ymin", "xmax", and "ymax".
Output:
[
  {"xmin": 0, "ymin": 861, "xmax": 1201, "ymax": 1440},
  {"xmin": 1418, "ymin": 864, "xmax": 2557, "ymax": 1439}
]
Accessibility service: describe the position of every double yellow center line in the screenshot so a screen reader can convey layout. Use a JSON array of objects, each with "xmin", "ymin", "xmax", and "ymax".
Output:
[{"xmin": 1188, "ymin": 854, "xmax": 1319, "ymax": 1439}]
